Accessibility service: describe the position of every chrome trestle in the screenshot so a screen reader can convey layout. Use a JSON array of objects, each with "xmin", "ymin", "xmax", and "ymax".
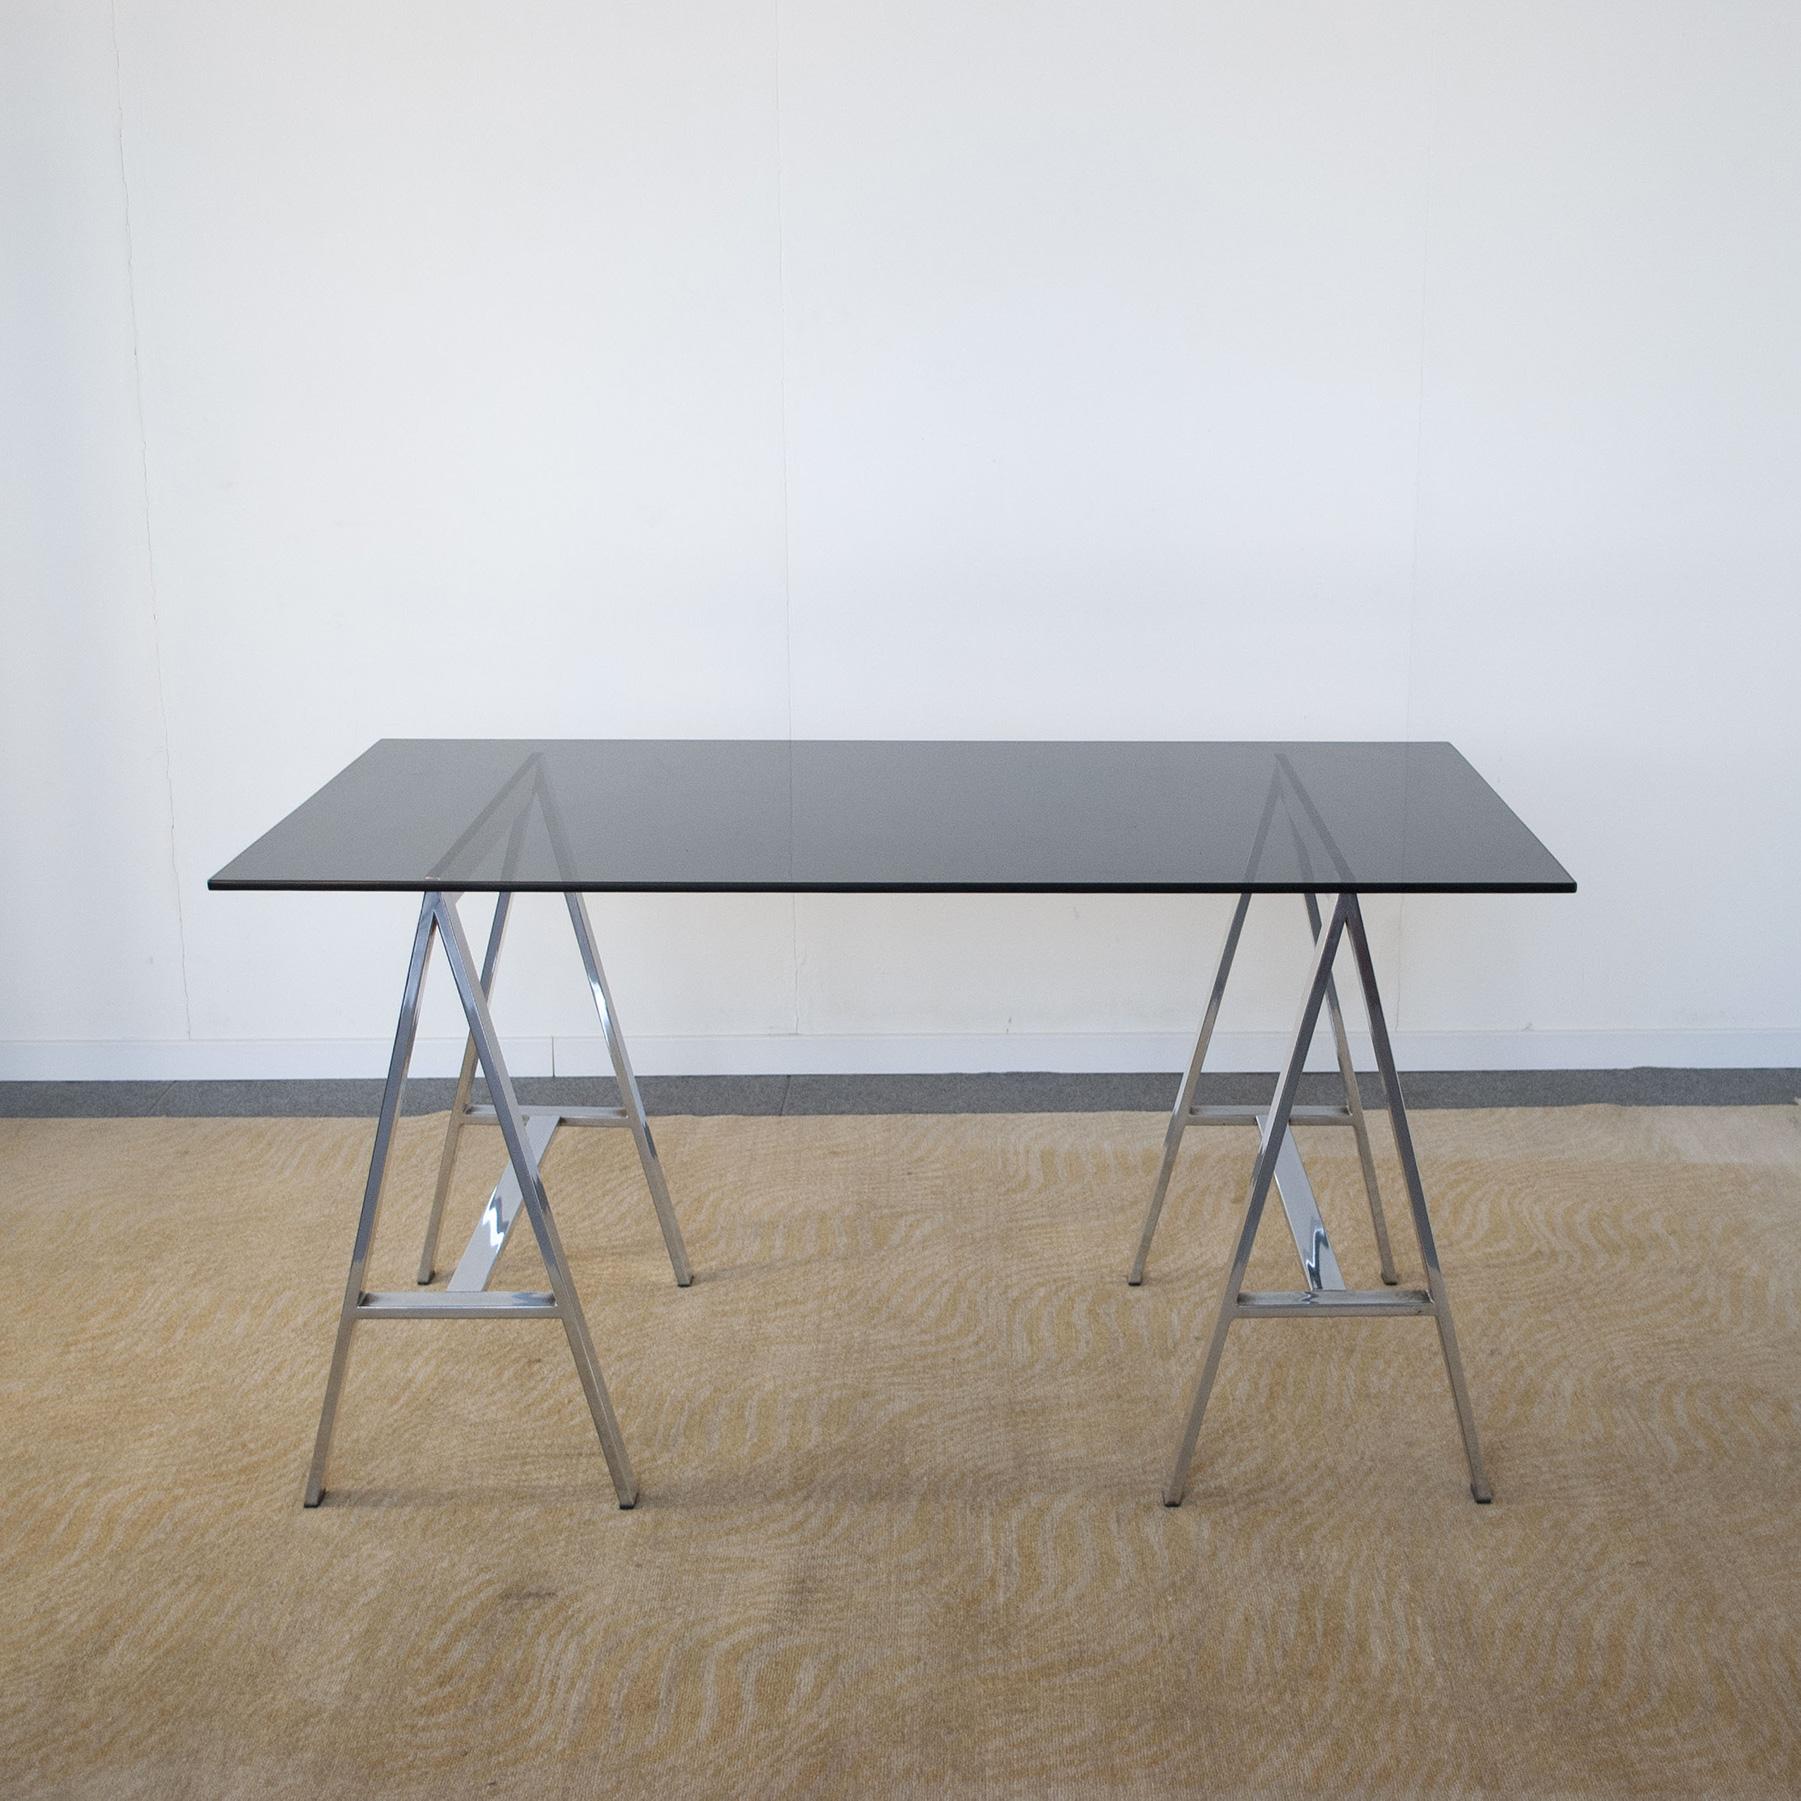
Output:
[
  {"xmin": 303, "ymin": 887, "xmax": 691, "ymax": 1511},
  {"xmin": 1142, "ymin": 890, "xmax": 1492, "ymax": 1507}
]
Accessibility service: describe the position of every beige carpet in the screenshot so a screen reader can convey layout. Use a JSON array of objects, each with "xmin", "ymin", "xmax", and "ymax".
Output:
[{"xmin": 1, "ymin": 1105, "xmax": 1797, "ymax": 1798}]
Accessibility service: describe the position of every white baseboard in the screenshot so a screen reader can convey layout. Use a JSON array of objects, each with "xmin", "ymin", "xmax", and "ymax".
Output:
[{"xmin": 3, "ymin": 1028, "xmax": 1798, "ymax": 1082}]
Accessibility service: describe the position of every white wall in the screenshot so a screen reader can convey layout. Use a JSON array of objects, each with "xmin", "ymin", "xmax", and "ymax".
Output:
[{"xmin": 5, "ymin": 0, "xmax": 1799, "ymax": 1080}]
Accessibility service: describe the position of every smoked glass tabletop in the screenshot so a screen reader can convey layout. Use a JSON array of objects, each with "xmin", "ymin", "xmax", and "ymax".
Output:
[{"xmin": 209, "ymin": 740, "xmax": 1574, "ymax": 896}]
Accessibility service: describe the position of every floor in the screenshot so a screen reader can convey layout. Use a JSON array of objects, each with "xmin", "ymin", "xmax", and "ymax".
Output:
[{"xmin": 2, "ymin": 1103, "xmax": 1797, "ymax": 1797}]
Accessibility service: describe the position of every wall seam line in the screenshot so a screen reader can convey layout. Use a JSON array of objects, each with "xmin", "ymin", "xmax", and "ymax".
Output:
[
  {"xmin": 109, "ymin": 0, "xmax": 193, "ymax": 1039},
  {"xmin": 772, "ymin": 0, "xmax": 803, "ymax": 1039},
  {"xmin": 1396, "ymin": 3, "xmax": 1442, "ymax": 1042}
]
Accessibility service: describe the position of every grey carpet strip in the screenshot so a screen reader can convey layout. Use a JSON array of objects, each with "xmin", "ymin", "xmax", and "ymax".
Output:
[{"xmin": 3, "ymin": 1069, "xmax": 1797, "ymax": 1118}]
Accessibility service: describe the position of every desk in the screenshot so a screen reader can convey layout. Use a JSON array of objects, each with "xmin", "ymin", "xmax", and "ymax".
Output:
[{"xmin": 212, "ymin": 740, "xmax": 1574, "ymax": 1508}]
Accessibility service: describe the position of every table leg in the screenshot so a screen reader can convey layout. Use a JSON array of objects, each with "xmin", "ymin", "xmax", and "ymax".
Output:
[
  {"xmin": 423, "ymin": 893, "xmax": 693, "ymax": 1295},
  {"xmin": 1163, "ymin": 895, "xmax": 1350, "ymax": 1505},
  {"xmin": 303, "ymin": 892, "xmax": 640, "ymax": 1510},
  {"xmin": 567, "ymin": 894, "xmax": 691, "ymax": 1288},
  {"xmin": 1305, "ymin": 889, "xmax": 1400, "ymax": 1286},
  {"xmin": 417, "ymin": 890, "xmax": 512, "ymax": 1284},
  {"xmin": 1343, "ymin": 895, "xmax": 1492, "ymax": 1502},
  {"xmin": 1159, "ymin": 892, "xmax": 1493, "ymax": 1506},
  {"xmin": 1128, "ymin": 890, "xmax": 1251, "ymax": 1285},
  {"xmin": 304, "ymin": 895, "xmax": 439, "ymax": 1506},
  {"xmin": 434, "ymin": 895, "xmax": 639, "ymax": 1507}
]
